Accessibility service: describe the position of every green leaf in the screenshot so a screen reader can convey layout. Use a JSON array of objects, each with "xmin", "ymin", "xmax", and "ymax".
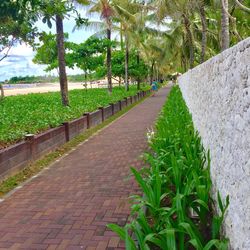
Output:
[
  {"xmin": 179, "ymin": 222, "xmax": 203, "ymax": 250},
  {"xmin": 125, "ymin": 229, "xmax": 137, "ymax": 250},
  {"xmin": 42, "ymin": 16, "xmax": 47, "ymax": 23},
  {"xmin": 107, "ymin": 224, "xmax": 126, "ymax": 240},
  {"xmin": 211, "ymin": 216, "xmax": 222, "ymax": 239},
  {"xmin": 191, "ymin": 199, "xmax": 209, "ymax": 211},
  {"xmin": 217, "ymin": 192, "xmax": 224, "ymax": 213},
  {"xmin": 204, "ymin": 239, "xmax": 221, "ymax": 250},
  {"xmin": 47, "ymin": 19, "xmax": 52, "ymax": 29}
]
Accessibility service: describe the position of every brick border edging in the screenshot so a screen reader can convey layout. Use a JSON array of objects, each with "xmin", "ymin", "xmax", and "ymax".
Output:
[{"xmin": 0, "ymin": 90, "xmax": 151, "ymax": 180}]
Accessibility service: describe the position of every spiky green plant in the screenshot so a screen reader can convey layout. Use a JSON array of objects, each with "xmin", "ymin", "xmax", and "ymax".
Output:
[{"xmin": 108, "ymin": 86, "xmax": 229, "ymax": 249}]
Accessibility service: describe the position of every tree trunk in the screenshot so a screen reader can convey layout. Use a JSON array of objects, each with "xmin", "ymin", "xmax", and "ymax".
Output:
[
  {"xmin": 136, "ymin": 51, "xmax": 141, "ymax": 90},
  {"xmin": 125, "ymin": 34, "xmax": 129, "ymax": 91},
  {"xmin": 221, "ymin": 0, "xmax": 230, "ymax": 51},
  {"xmin": 181, "ymin": 54, "xmax": 187, "ymax": 72},
  {"xmin": 107, "ymin": 28, "xmax": 112, "ymax": 93},
  {"xmin": 84, "ymin": 70, "xmax": 88, "ymax": 91},
  {"xmin": 56, "ymin": 15, "xmax": 69, "ymax": 106},
  {"xmin": 183, "ymin": 15, "xmax": 194, "ymax": 69},
  {"xmin": 0, "ymin": 84, "xmax": 4, "ymax": 100},
  {"xmin": 120, "ymin": 23, "xmax": 124, "ymax": 50},
  {"xmin": 119, "ymin": 77, "xmax": 121, "ymax": 87},
  {"xmin": 150, "ymin": 61, "xmax": 155, "ymax": 85},
  {"xmin": 199, "ymin": 3, "xmax": 207, "ymax": 63}
]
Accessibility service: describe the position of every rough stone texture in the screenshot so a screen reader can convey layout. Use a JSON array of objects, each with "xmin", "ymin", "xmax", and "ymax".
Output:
[{"xmin": 178, "ymin": 38, "xmax": 250, "ymax": 250}]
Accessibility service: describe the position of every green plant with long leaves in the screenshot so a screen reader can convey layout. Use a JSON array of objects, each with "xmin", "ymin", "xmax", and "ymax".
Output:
[{"xmin": 108, "ymin": 86, "xmax": 230, "ymax": 249}]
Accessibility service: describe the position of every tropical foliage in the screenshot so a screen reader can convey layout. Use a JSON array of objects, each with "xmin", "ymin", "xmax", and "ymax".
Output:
[
  {"xmin": 2, "ymin": 0, "xmax": 249, "ymax": 104},
  {"xmin": 0, "ymin": 0, "xmax": 247, "ymax": 246},
  {"xmin": 0, "ymin": 86, "xmax": 146, "ymax": 147},
  {"xmin": 33, "ymin": 32, "xmax": 76, "ymax": 72},
  {"xmin": 108, "ymin": 86, "xmax": 230, "ymax": 249}
]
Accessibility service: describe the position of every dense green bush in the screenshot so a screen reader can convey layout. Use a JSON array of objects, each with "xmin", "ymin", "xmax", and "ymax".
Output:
[
  {"xmin": 5, "ymin": 74, "xmax": 102, "ymax": 85},
  {"xmin": 8, "ymin": 76, "xmax": 40, "ymax": 84},
  {"xmin": 108, "ymin": 86, "xmax": 229, "ymax": 249},
  {"xmin": 0, "ymin": 86, "xmax": 148, "ymax": 146}
]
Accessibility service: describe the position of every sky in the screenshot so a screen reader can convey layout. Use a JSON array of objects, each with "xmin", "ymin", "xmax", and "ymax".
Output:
[
  {"xmin": 0, "ymin": 9, "xmax": 170, "ymax": 82},
  {"xmin": 0, "ymin": 11, "xmax": 96, "ymax": 82}
]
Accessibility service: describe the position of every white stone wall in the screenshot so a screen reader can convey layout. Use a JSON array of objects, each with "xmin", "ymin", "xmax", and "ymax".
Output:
[{"xmin": 178, "ymin": 38, "xmax": 250, "ymax": 250}]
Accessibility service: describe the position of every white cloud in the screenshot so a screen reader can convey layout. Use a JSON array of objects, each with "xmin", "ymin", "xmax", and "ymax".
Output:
[
  {"xmin": 9, "ymin": 44, "xmax": 34, "ymax": 57},
  {"xmin": 0, "ymin": 10, "xmax": 98, "ymax": 81}
]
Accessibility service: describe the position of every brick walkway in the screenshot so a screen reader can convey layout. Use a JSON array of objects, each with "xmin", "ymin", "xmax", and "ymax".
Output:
[{"xmin": 0, "ymin": 87, "xmax": 170, "ymax": 250}]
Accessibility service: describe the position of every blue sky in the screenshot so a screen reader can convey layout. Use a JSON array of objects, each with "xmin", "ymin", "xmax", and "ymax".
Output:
[{"xmin": 0, "ymin": 12, "xmax": 97, "ymax": 81}]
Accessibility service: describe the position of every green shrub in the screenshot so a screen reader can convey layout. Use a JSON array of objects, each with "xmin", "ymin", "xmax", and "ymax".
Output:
[
  {"xmin": 0, "ymin": 86, "xmax": 149, "ymax": 146},
  {"xmin": 108, "ymin": 86, "xmax": 229, "ymax": 249}
]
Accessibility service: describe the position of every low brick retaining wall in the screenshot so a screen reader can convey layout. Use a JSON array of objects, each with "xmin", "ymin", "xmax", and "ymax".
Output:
[{"xmin": 0, "ymin": 90, "xmax": 151, "ymax": 180}]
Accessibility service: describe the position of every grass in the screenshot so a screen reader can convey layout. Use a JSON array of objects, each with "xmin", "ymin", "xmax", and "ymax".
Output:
[
  {"xmin": 108, "ymin": 86, "xmax": 229, "ymax": 249},
  {"xmin": 0, "ymin": 93, "xmax": 149, "ymax": 197},
  {"xmin": 0, "ymin": 86, "xmax": 148, "ymax": 147}
]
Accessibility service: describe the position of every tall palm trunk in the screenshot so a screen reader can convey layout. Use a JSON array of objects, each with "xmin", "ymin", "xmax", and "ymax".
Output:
[
  {"xmin": 0, "ymin": 84, "xmax": 4, "ymax": 100},
  {"xmin": 181, "ymin": 54, "xmax": 187, "ymax": 72},
  {"xmin": 156, "ymin": 67, "xmax": 159, "ymax": 82},
  {"xmin": 120, "ymin": 23, "xmax": 124, "ymax": 50},
  {"xmin": 221, "ymin": 0, "xmax": 230, "ymax": 51},
  {"xmin": 150, "ymin": 61, "xmax": 155, "ymax": 85},
  {"xmin": 107, "ymin": 28, "xmax": 112, "ymax": 93},
  {"xmin": 199, "ymin": 3, "xmax": 207, "ymax": 63},
  {"xmin": 183, "ymin": 15, "xmax": 194, "ymax": 69},
  {"xmin": 56, "ymin": 15, "xmax": 69, "ymax": 106},
  {"xmin": 136, "ymin": 51, "xmax": 141, "ymax": 90},
  {"xmin": 84, "ymin": 69, "xmax": 88, "ymax": 91},
  {"xmin": 124, "ymin": 34, "xmax": 129, "ymax": 91}
]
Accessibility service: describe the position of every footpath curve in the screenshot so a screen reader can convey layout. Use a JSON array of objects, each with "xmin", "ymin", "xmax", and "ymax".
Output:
[{"xmin": 0, "ymin": 86, "xmax": 171, "ymax": 250}]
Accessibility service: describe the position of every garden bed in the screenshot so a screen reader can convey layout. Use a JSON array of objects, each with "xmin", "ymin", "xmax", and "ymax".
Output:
[
  {"xmin": 0, "ymin": 86, "xmax": 149, "ymax": 148},
  {"xmin": 108, "ymin": 86, "xmax": 229, "ymax": 249},
  {"xmin": 0, "ymin": 88, "xmax": 151, "ymax": 180}
]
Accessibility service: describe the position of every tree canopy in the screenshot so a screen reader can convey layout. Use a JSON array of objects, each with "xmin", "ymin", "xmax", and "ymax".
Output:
[{"xmin": 1, "ymin": 0, "xmax": 250, "ymax": 100}]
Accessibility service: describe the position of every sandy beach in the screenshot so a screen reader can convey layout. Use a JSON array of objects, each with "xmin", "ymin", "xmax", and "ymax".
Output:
[{"xmin": 3, "ymin": 81, "xmax": 111, "ymax": 96}]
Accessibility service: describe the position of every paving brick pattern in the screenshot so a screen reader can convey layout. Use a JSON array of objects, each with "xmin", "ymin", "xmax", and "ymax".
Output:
[{"xmin": 0, "ymin": 87, "xmax": 170, "ymax": 250}]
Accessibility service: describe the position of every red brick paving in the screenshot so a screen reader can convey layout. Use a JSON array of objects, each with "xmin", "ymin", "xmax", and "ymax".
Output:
[{"xmin": 0, "ymin": 87, "xmax": 170, "ymax": 249}]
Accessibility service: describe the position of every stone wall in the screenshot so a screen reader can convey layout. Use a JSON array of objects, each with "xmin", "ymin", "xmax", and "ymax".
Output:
[{"xmin": 178, "ymin": 38, "xmax": 250, "ymax": 250}]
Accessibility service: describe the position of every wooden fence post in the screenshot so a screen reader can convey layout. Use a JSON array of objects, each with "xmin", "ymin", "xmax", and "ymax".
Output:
[
  {"xmin": 84, "ymin": 112, "xmax": 90, "ymax": 129},
  {"xmin": 124, "ymin": 97, "xmax": 128, "ymax": 106},
  {"xmin": 25, "ymin": 134, "xmax": 36, "ymax": 160},
  {"xmin": 99, "ymin": 107, "xmax": 104, "ymax": 122},
  {"xmin": 63, "ymin": 122, "xmax": 70, "ymax": 142},
  {"xmin": 109, "ymin": 103, "xmax": 114, "ymax": 115}
]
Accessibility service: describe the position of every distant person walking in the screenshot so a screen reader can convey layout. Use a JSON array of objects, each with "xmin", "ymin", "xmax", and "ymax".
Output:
[{"xmin": 151, "ymin": 80, "xmax": 158, "ymax": 96}]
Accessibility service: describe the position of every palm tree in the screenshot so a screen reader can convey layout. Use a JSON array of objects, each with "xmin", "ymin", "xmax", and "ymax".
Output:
[
  {"xmin": 153, "ymin": 0, "xmax": 197, "ymax": 69},
  {"xmin": 112, "ymin": 0, "xmax": 137, "ymax": 91},
  {"xmin": 221, "ymin": 0, "xmax": 230, "ymax": 50},
  {"xmin": 196, "ymin": 0, "xmax": 207, "ymax": 63},
  {"xmin": 194, "ymin": 0, "xmax": 218, "ymax": 63},
  {"xmin": 76, "ymin": 0, "xmax": 114, "ymax": 93},
  {"xmin": 56, "ymin": 14, "xmax": 69, "ymax": 106},
  {"xmin": 39, "ymin": 0, "xmax": 71, "ymax": 106},
  {"xmin": 219, "ymin": 0, "xmax": 249, "ymax": 51},
  {"xmin": 113, "ymin": 0, "xmax": 159, "ymax": 89},
  {"xmin": 0, "ymin": 84, "xmax": 4, "ymax": 100},
  {"xmin": 139, "ymin": 33, "xmax": 166, "ymax": 82}
]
